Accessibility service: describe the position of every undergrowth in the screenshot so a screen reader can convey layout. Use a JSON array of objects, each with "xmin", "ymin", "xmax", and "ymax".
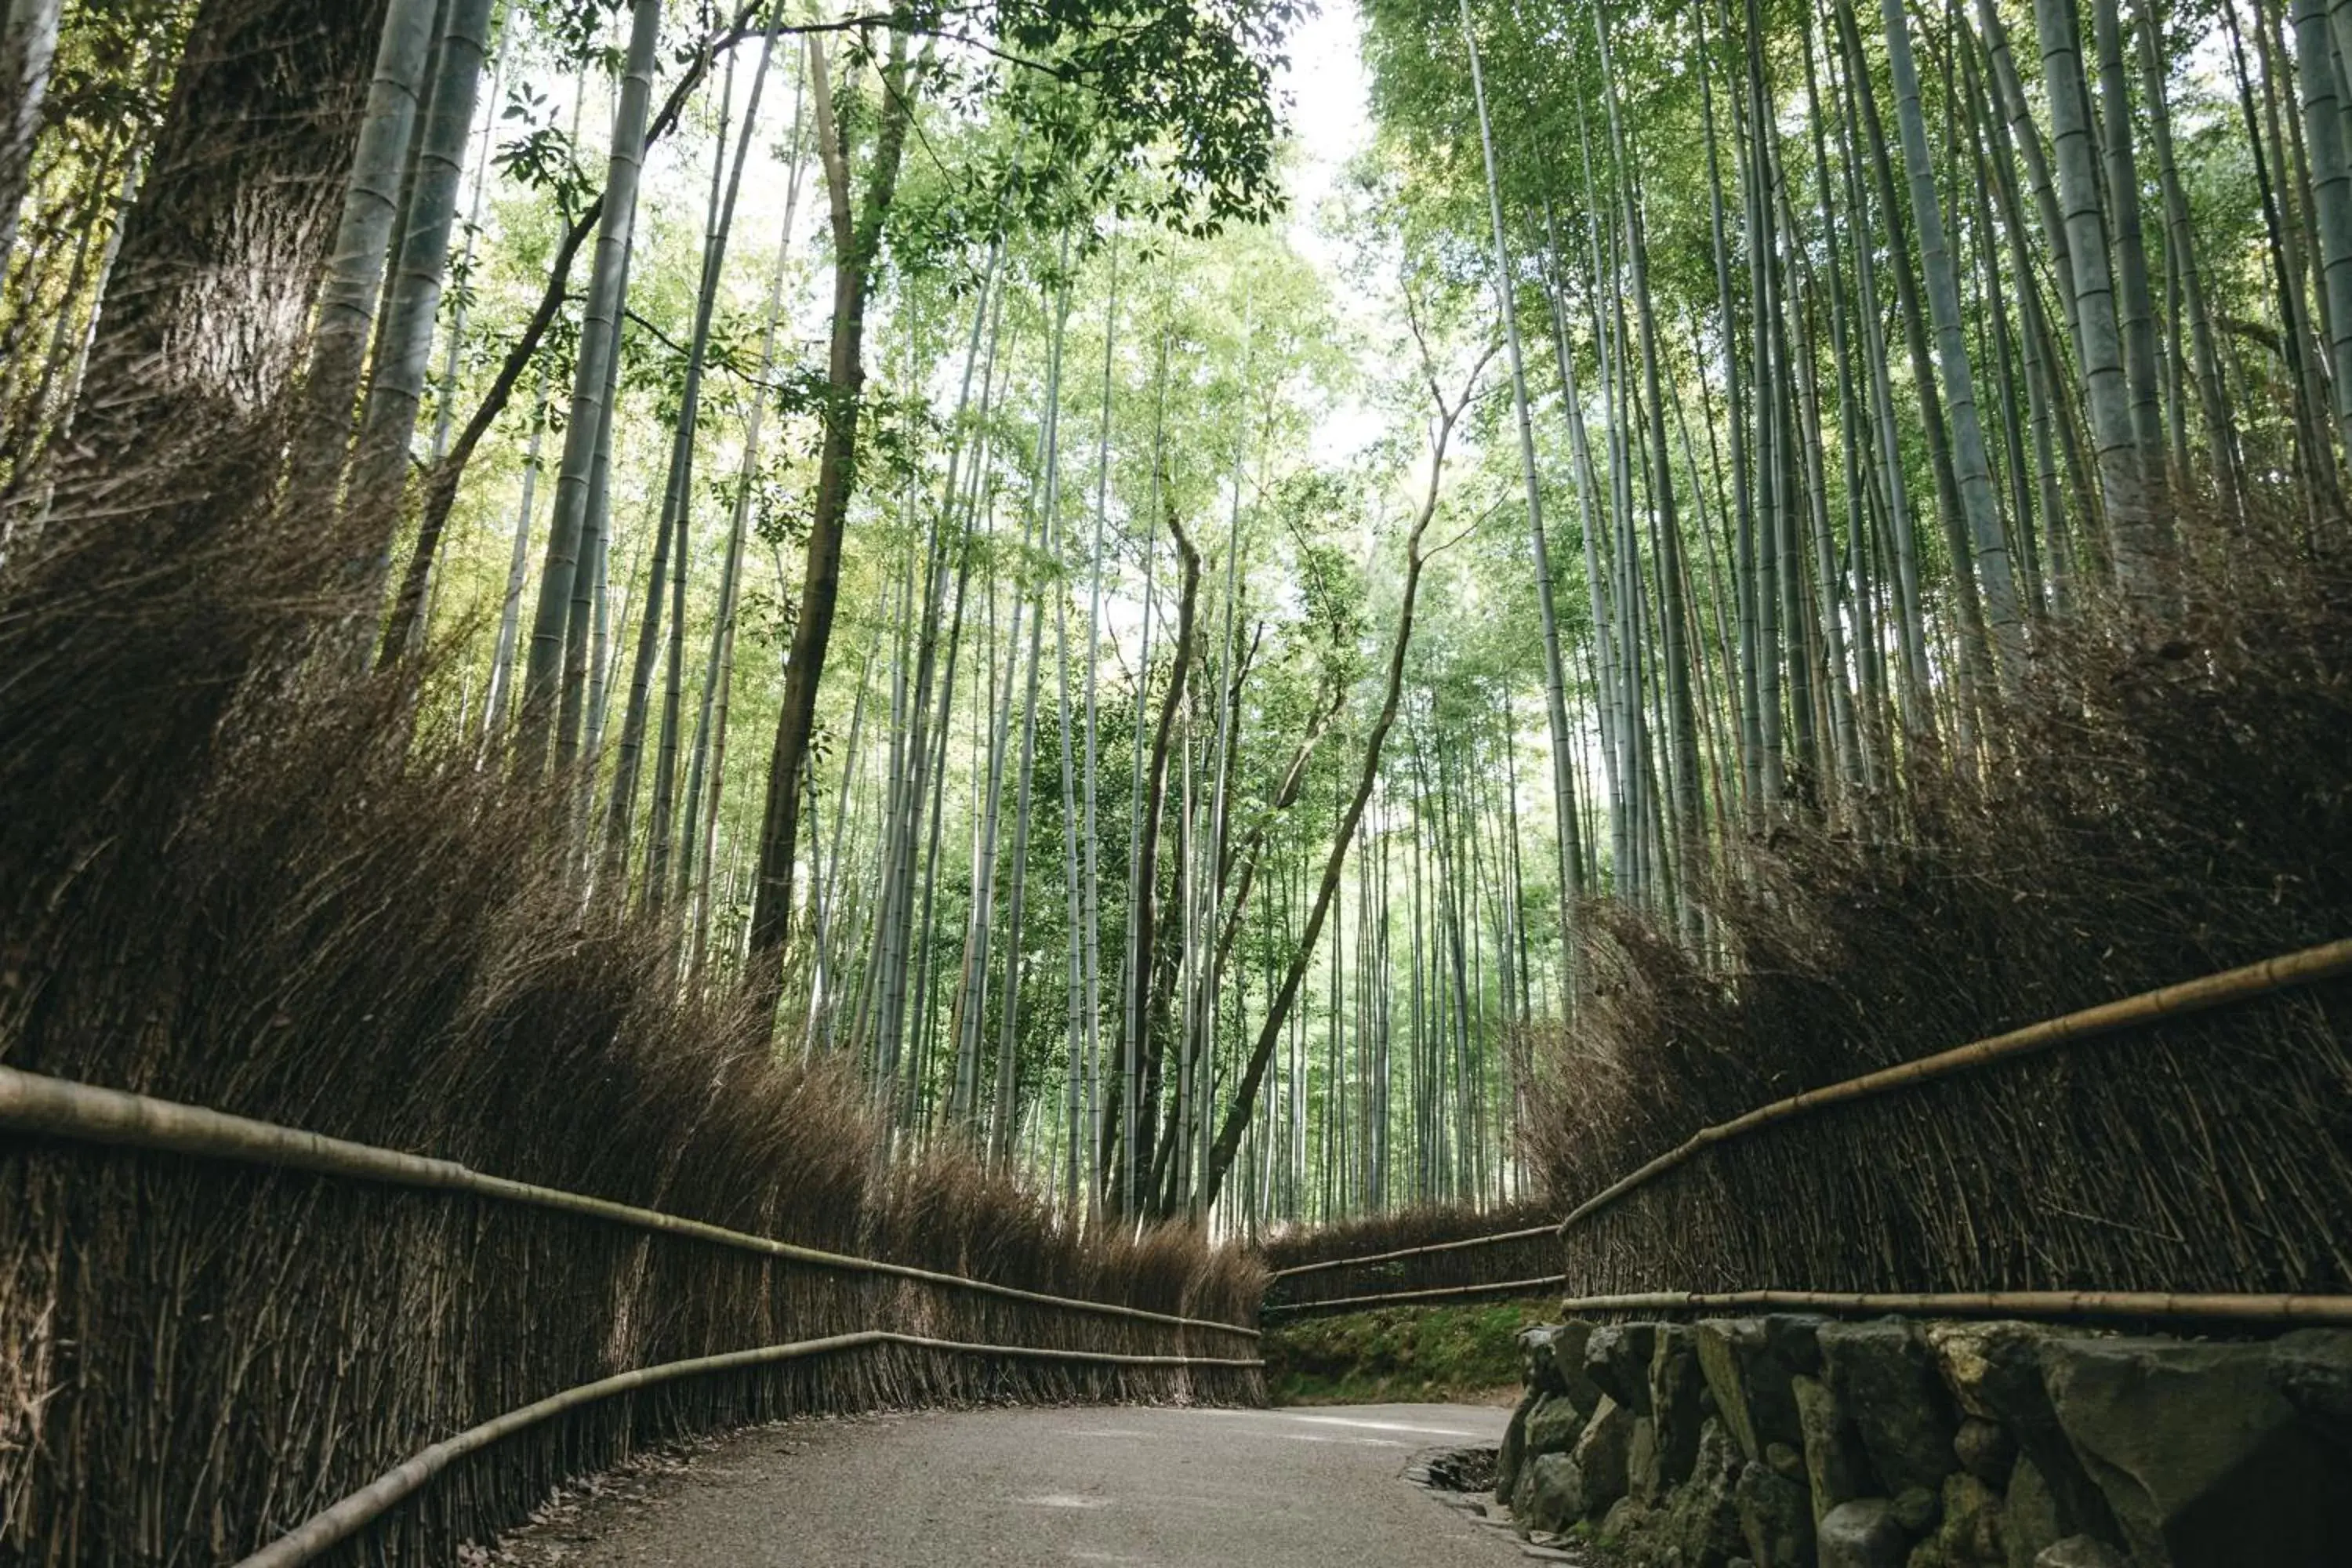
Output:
[
  {"xmin": 1263, "ymin": 1300, "xmax": 1550, "ymax": 1406},
  {"xmin": 1259, "ymin": 1200, "xmax": 1560, "ymax": 1310}
]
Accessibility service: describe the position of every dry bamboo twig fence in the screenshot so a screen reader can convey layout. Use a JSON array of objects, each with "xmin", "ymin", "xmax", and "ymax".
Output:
[
  {"xmin": 0, "ymin": 1064, "xmax": 1257, "ymax": 1340},
  {"xmin": 3, "ymin": 1064, "xmax": 1265, "ymax": 1564},
  {"xmin": 1265, "ymin": 936, "xmax": 2352, "ymax": 1316}
]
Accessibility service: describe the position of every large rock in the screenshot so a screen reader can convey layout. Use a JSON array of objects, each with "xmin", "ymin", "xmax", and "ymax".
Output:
[
  {"xmin": 1653, "ymin": 1323, "xmax": 1713, "ymax": 1486},
  {"xmin": 1626, "ymin": 1414, "xmax": 1663, "ymax": 1504},
  {"xmin": 1821, "ymin": 1319, "xmax": 1960, "ymax": 1498},
  {"xmin": 1913, "ymin": 1472, "xmax": 2005, "ymax": 1568},
  {"xmin": 1662, "ymin": 1417, "xmax": 1747, "ymax": 1568},
  {"xmin": 1737, "ymin": 1458, "xmax": 1817, "ymax": 1568},
  {"xmin": 1953, "ymin": 1417, "xmax": 2015, "ymax": 1486},
  {"xmin": 1523, "ymin": 1320, "xmax": 1600, "ymax": 1404},
  {"xmin": 1766, "ymin": 1313, "xmax": 1830, "ymax": 1374},
  {"xmin": 2270, "ymin": 1327, "xmax": 2352, "ymax": 1457},
  {"xmin": 1588, "ymin": 1322, "xmax": 1660, "ymax": 1413},
  {"xmin": 1699, "ymin": 1317, "xmax": 1810, "ymax": 1463},
  {"xmin": 1795, "ymin": 1371, "xmax": 1878, "ymax": 1523},
  {"xmin": 1520, "ymin": 1395, "xmax": 1637, "ymax": 1532},
  {"xmin": 2002, "ymin": 1457, "xmax": 2065, "ymax": 1568},
  {"xmin": 1523, "ymin": 1389, "xmax": 1590, "ymax": 1461},
  {"xmin": 1929, "ymin": 1320, "xmax": 2037, "ymax": 1420},
  {"xmin": 1497, "ymin": 1392, "xmax": 1533, "ymax": 1503},
  {"xmin": 1891, "ymin": 1486, "xmax": 1939, "ymax": 1535},
  {"xmin": 2043, "ymin": 1334, "xmax": 2352, "ymax": 1568},
  {"xmin": 1819, "ymin": 1498, "xmax": 1911, "ymax": 1568},
  {"xmin": 1567, "ymin": 1393, "xmax": 1638, "ymax": 1516},
  {"xmin": 1926, "ymin": 1322, "xmax": 2116, "ymax": 1546},
  {"xmin": 1598, "ymin": 1494, "xmax": 1653, "ymax": 1555},
  {"xmin": 1519, "ymin": 1452, "xmax": 1583, "ymax": 1534}
]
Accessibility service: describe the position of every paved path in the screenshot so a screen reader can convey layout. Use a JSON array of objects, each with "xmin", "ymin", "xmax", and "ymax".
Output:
[{"xmin": 503, "ymin": 1403, "xmax": 1525, "ymax": 1567}]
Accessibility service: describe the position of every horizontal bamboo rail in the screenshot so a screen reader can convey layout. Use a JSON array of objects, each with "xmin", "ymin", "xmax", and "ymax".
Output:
[
  {"xmin": 1266, "ymin": 938, "xmax": 2352, "ymax": 1294},
  {"xmin": 1552, "ymin": 1289, "xmax": 2352, "ymax": 1326},
  {"xmin": 234, "ymin": 1330, "xmax": 1266, "ymax": 1568},
  {"xmin": 1261, "ymin": 1274, "xmax": 1570, "ymax": 1316},
  {"xmin": 1269, "ymin": 1224, "xmax": 1555, "ymax": 1280},
  {"xmin": 0, "ymin": 1065, "xmax": 1257, "ymax": 1340}
]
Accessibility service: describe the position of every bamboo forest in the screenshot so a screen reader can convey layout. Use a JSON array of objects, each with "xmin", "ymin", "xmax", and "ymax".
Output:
[
  {"xmin": 5, "ymin": 0, "xmax": 2349, "ymax": 1232},
  {"xmin": 14, "ymin": 0, "xmax": 2352, "ymax": 1559}
]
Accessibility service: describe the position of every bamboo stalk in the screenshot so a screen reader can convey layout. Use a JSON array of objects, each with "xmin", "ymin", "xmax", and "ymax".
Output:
[
  {"xmin": 1265, "ymin": 1274, "xmax": 1569, "ymax": 1314},
  {"xmin": 0, "ymin": 1066, "xmax": 1258, "ymax": 1340},
  {"xmin": 1552, "ymin": 1289, "xmax": 2352, "ymax": 1325},
  {"xmin": 234, "ymin": 1330, "xmax": 1265, "ymax": 1568},
  {"xmin": 1266, "ymin": 938, "xmax": 2352, "ymax": 1283},
  {"xmin": 1269, "ymin": 1223, "xmax": 1555, "ymax": 1279}
]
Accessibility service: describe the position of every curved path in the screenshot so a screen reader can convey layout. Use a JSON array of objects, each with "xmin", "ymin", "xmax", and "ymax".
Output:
[{"xmin": 502, "ymin": 1402, "xmax": 1528, "ymax": 1567}]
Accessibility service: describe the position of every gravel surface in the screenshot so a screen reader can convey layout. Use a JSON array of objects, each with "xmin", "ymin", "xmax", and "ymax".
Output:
[{"xmin": 478, "ymin": 1402, "xmax": 1530, "ymax": 1567}]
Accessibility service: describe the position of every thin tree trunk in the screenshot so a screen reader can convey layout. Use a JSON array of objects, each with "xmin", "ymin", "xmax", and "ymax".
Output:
[
  {"xmin": 1836, "ymin": 42, "xmax": 1932, "ymax": 731},
  {"xmin": 1107, "ymin": 504, "xmax": 1200, "ymax": 1215},
  {"xmin": 650, "ymin": 33, "xmax": 778, "ymax": 910},
  {"xmin": 2296, "ymin": 0, "xmax": 2352, "ymax": 460},
  {"xmin": 749, "ymin": 30, "xmax": 916, "ymax": 995},
  {"xmin": 686, "ymin": 57, "xmax": 806, "ymax": 969},
  {"xmin": 2039, "ymin": 0, "xmax": 2161, "ymax": 594},
  {"xmin": 481, "ymin": 371, "xmax": 550, "ymax": 742},
  {"xmin": 349, "ymin": 0, "xmax": 495, "ymax": 645},
  {"xmin": 1462, "ymin": 0, "xmax": 1582, "ymax": 967},
  {"xmin": 285, "ymin": 0, "xmax": 438, "ymax": 521},
  {"xmin": 1879, "ymin": 0, "xmax": 2025, "ymax": 682},
  {"xmin": 518, "ymin": 0, "xmax": 662, "ymax": 763},
  {"xmin": 989, "ymin": 499, "xmax": 1058, "ymax": 1168},
  {"xmin": 1593, "ymin": 0, "xmax": 1703, "ymax": 893},
  {"xmin": 2092, "ymin": 0, "xmax": 2169, "ymax": 519},
  {"xmin": 384, "ymin": 9, "xmax": 750, "ymax": 656}
]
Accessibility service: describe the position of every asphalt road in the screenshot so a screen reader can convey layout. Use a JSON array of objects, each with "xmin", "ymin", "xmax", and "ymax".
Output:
[{"xmin": 498, "ymin": 1403, "xmax": 1527, "ymax": 1567}]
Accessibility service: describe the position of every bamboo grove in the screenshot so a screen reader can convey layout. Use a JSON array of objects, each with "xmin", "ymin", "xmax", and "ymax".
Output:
[{"xmin": 0, "ymin": 0, "xmax": 2339, "ymax": 1240}]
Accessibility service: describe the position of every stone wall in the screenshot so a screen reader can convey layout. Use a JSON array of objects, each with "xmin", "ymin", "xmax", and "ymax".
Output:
[{"xmin": 1492, "ymin": 1316, "xmax": 2351, "ymax": 1568}]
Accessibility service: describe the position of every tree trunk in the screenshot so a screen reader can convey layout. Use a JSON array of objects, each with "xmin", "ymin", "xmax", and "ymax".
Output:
[
  {"xmin": 1593, "ymin": 0, "xmax": 1703, "ymax": 888},
  {"xmin": 1879, "ymin": 0, "xmax": 2026, "ymax": 681},
  {"xmin": 685, "ymin": 57, "xmax": 806, "ymax": 971},
  {"xmin": 284, "ymin": 0, "xmax": 437, "ymax": 522},
  {"xmin": 0, "ymin": 0, "xmax": 59, "ymax": 267},
  {"xmin": 2140, "ymin": 0, "xmax": 2238, "ymax": 513},
  {"xmin": 2091, "ymin": 0, "xmax": 2169, "ymax": 519},
  {"xmin": 517, "ymin": 0, "xmax": 662, "ymax": 764},
  {"xmin": 747, "ymin": 31, "xmax": 916, "ymax": 998},
  {"xmin": 381, "ymin": 9, "xmax": 746, "ymax": 659},
  {"xmin": 481, "ymin": 372, "xmax": 550, "ymax": 742},
  {"xmin": 1461, "ymin": 0, "xmax": 1581, "ymax": 969},
  {"xmin": 348, "ymin": 0, "xmax": 495, "ymax": 641},
  {"xmin": 63, "ymin": 0, "xmax": 390, "ymax": 496},
  {"xmin": 2038, "ymin": 0, "xmax": 2161, "ymax": 595},
  {"xmin": 1104, "ymin": 504, "xmax": 1199, "ymax": 1215},
  {"xmin": 2296, "ymin": 0, "xmax": 2352, "ymax": 460}
]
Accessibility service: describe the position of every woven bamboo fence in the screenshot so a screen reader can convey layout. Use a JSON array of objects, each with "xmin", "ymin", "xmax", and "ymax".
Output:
[
  {"xmin": 0, "ymin": 1069, "xmax": 1262, "ymax": 1568},
  {"xmin": 1265, "ymin": 939, "xmax": 2352, "ymax": 1323},
  {"xmin": 1260, "ymin": 1200, "xmax": 1561, "ymax": 1315}
]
